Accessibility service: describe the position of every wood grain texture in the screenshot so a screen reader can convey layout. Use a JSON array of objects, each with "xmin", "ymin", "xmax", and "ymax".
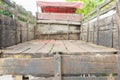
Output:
[
  {"xmin": 1, "ymin": 40, "xmax": 118, "ymax": 55},
  {"xmin": 30, "ymin": 77, "xmax": 117, "ymax": 80},
  {"xmin": 0, "ymin": 55, "xmax": 118, "ymax": 75}
]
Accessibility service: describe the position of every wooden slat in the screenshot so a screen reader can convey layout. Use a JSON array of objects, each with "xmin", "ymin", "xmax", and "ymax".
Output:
[
  {"xmin": 31, "ymin": 77, "xmax": 117, "ymax": 80},
  {"xmin": 62, "ymin": 55, "xmax": 117, "ymax": 74},
  {"xmin": 71, "ymin": 40, "xmax": 118, "ymax": 54},
  {"xmin": 22, "ymin": 40, "xmax": 49, "ymax": 54},
  {"xmin": 0, "ymin": 55, "xmax": 118, "ymax": 75},
  {"xmin": 100, "ymin": 4, "xmax": 116, "ymax": 16},
  {"xmin": 83, "ymin": 0, "xmax": 115, "ymax": 22},
  {"xmin": 1, "ymin": 40, "xmax": 47, "ymax": 54},
  {"xmin": 0, "ymin": 57, "xmax": 54, "ymax": 75},
  {"xmin": 99, "ymin": 0, "xmax": 113, "ymax": 9},
  {"xmin": 1, "ymin": 40, "xmax": 118, "ymax": 55},
  {"xmin": 63, "ymin": 40, "xmax": 85, "ymax": 54},
  {"xmin": 37, "ymin": 20, "xmax": 81, "ymax": 25},
  {"xmin": 37, "ymin": 40, "xmax": 55, "ymax": 54},
  {"xmin": 71, "ymin": 40, "xmax": 99, "ymax": 53},
  {"xmin": 63, "ymin": 77, "xmax": 117, "ymax": 80},
  {"xmin": 37, "ymin": 13, "xmax": 82, "ymax": 22},
  {"xmin": 50, "ymin": 40, "xmax": 68, "ymax": 53},
  {"xmin": 2, "ymin": 40, "xmax": 36, "ymax": 54},
  {"xmin": 86, "ymin": 42, "xmax": 118, "ymax": 53}
]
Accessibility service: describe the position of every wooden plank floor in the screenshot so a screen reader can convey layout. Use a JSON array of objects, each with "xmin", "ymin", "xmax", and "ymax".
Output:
[{"xmin": 0, "ymin": 40, "xmax": 118, "ymax": 55}]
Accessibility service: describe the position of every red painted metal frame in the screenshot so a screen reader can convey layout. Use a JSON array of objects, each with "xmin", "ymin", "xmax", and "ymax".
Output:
[{"xmin": 37, "ymin": 1, "xmax": 83, "ymax": 13}]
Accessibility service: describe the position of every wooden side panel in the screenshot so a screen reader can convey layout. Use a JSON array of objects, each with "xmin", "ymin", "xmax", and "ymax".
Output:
[
  {"xmin": 0, "ymin": 15, "xmax": 16, "ymax": 47},
  {"xmin": 81, "ymin": 23, "xmax": 88, "ymax": 42},
  {"xmin": 28, "ymin": 24, "xmax": 35, "ymax": 41},
  {"xmin": 63, "ymin": 77, "xmax": 117, "ymax": 80},
  {"xmin": 0, "ymin": 58, "xmax": 54, "ymax": 75},
  {"xmin": 37, "ymin": 24, "xmax": 80, "ymax": 40},
  {"xmin": 0, "ymin": 1, "xmax": 35, "ymax": 48},
  {"xmin": 81, "ymin": 14, "xmax": 119, "ymax": 49},
  {"xmin": 0, "ymin": 55, "xmax": 118, "ymax": 75},
  {"xmin": 31, "ymin": 77, "xmax": 117, "ymax": 80},
  {"xmin": 37, "ymin": 13, "xmax": 82, "ymax": 22},
  {"xmin": 98, "ymin": 30, "xmax": 112, "ymax": 47}
]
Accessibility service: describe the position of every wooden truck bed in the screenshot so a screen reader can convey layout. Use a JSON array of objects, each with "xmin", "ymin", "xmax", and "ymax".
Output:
[
  {"xmin": 0, "ymin": 40, "xmax": 119, "ymax": 80},
  {"xmin": 0, "ymin": 40, "xmax": 118, "ymax": 56}
]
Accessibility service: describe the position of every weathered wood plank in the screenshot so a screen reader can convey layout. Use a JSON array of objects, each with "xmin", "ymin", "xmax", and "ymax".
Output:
[
  {"xmin": 71, "ymin": 40, "xmax": 100, "ymax": 53},
  {"xmin": 83, "ymin": 0, "xmax": 115, "ymax": 22},
  {"xmin": 37, "ymin": 20, "xmax": 81, "ymax": 25},
  {"xmin": 0, "ymin": 55, "xmax": 118, "ymax": 75},
  {"xmin": 1, "ymin": 40, "xmax": 47, "ymax": 54},
  {"xmin": 1, "ymin": 40, "xmax": 118, "ymax": 55},
  {"xmin": 63, "ymin": 77, "xmax": 117, "ymax": 80},
  {"xmin": 37, "ymin": 13, "xmax": 82, "ymax": 22},
  {"xmin": 37, "ymin": 40, "xmax": 55, "ymax": 54},
  {"xmin": 22, "ymin": 40, "xmax": 49, "ymax": 54},
  {"xmin": 31, "ymin": 77, "xmax": 117, "ymax": 80},
  {"xmin": 2, "ymin": 40, "xmax": 37, "ymax": 54},
  {"xmin": 62, "ymin": 55, "xmax": 117, "ymax": 75},
  {"xmin": 63, "ymin": 40, "xmax": 86, "ymax": 54},
  {"xmin": 71, "ymin": 40, "xmax": 118, "ymax": 54},
  {"xmin": 50, "ymin": 40, "xmax": 68, "ymax": 53},
  {"xmin": 2, "ymin": 41, "xmax": 34, "ymax": 54},
  {"xmin": 0, "ymin": 57, "xmax": 54, "ymax": 75}
]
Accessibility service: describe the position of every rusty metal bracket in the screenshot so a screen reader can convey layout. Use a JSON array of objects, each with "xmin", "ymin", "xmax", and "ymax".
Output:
[{"xmin": 54, "ymin": 52, "xmax": 62, "ymax": 80}]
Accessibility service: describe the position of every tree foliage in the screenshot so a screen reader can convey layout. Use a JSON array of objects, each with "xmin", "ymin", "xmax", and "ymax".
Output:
[
  {"xmin": 0, "ymin": 0, "xmax": 35, "ymax": 24},
  {"xmin": 0, "ymin": 1, "xmax": 13, "ymax": 17},
  {"xmin": 66, "ymin": 0, "xmax": 105, "ymax": 16}
]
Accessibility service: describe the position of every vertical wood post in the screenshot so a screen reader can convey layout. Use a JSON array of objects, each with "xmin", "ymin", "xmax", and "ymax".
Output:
[
  {"xmin": 116, "ymin": 0, "xmax": 120, "ymax": 16},
  {"xmin": 36, "ymin": 3, "xmax": 39, "ymax": 39},
  {"xmin": 116, "ymin": 0, "xmax": 120, "ymax": 50},
  {"xmin": 110, "ymin": 17, "xmax": 114, "ymax": 48},
  {"xmin": 93, "ymin": 23, "xmax": 95, "ymax": 43},
  {"xmin": 67, "ymin": 21, "xmax": 70, "ymax": 40},
  {"xmin": 1, "ymin": 14, "xmax": 5, "ymax": 49},
  {"xmin": 78, "ymin": 25, "xmax": 81, "ymax": 40},
  {"xmin": 87, "ymin": 22, "xmax": 89, "ymax": 42},
  {"xmin": 37, "ymin": 3, "xmax": 39, "ymax": 20},
  {"xmin": 0, "ymin": 15, "xmax": 2, "ymax": 49},
  {"xmin": 54, "ymin": 52, "xmax": 62, "ymax": 80},
  {"xmin": 96, "ymin": 7, "xmax": 100, "ymax": 45},
  {"xmin": 20, "ymin": 24, "xmax": 22, "ymax": 43},
  {"xmin": 14, "ymin": 5, "xmax": 18, "ymax": 45},
  {"xmin": 48, "ymin": 23, "xmax": 51, "ymax": 40},
  {"xmin": 27, "ymin": 22, "xmax": 29, "ymax": 41},
  {"xmin": 117, "ymin": 55, "xmax": 120, "ymax": 80},
  {"xmin": 27, "ymin": 13, "xmax": 29, "ymax": 41},
  {"xmin": 80, "ymin": 25, "xmax": 82, "ymax": 40},
  {"xmin": 35, "ymin": 23, "xmax": 38, "ymax": 39},
  {"xmin": 34, "ymin": 25, "xmax": 36, "ymax": 39}
]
